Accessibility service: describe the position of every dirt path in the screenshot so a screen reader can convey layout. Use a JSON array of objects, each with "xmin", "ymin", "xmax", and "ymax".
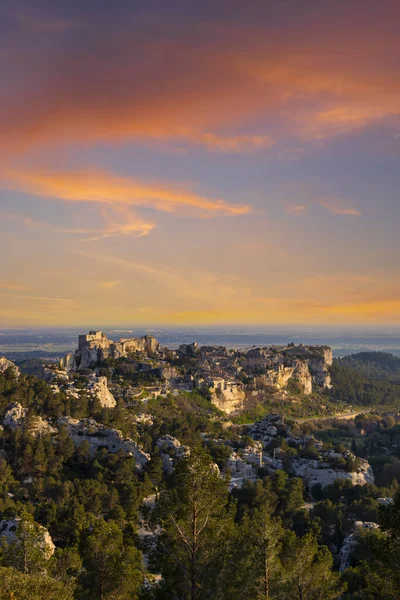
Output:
[{"xmin": 295, "ymin": 410, "xmax": 368, "ymax": 424}]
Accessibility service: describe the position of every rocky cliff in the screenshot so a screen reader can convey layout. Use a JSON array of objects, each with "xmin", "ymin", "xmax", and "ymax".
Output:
[
  {"xmin": 0, "ymin": 356, "xmax": 20, "ymax": 378},
  {"xmin": 273, "ymin": 456, "xmax": 375, "ymax": 488},
  {"xmin": 339, "ymin": 521, "xmax": 379, "ymax": 572},
  {"xmin": 60, "ymin": 331, "xmax": 161, "ymax": 371},
  {"xmin": 0, "ymin": 518, "xmax": 55, "ymax": 559},
  {"xmin": 86, "ymin": 376, "xmax": 116, "ymax": 408},
  {"xmin": 242, "ymin": 345, "xmax": 332, "ymax": 395},
  {"xmin": 3, "ymin": 402, "xmax": 56, "ymax": 436},
  {"xmin": 210, "ymin": 385, "xmax": 245, "ymax": 414},
  {"xmin": 57, "ymin": 416, "xmax": 150, "ymax": 469}
]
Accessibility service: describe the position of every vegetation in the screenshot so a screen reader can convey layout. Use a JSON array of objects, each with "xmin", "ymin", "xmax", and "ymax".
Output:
[
  {"xmin": 330, "ymin": 353, "xmax": 400, "ymax": 407},
  {"xmin": 3, "ymin": 353, "xmax": 400, "ymax": 598}
]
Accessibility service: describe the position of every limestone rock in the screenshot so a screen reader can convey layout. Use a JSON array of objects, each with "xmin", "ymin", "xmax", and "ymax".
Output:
[
  {"xmin": 339, "ymin": 521, "xmax": 379, "ymax": 572},
  {"xmin": 0, "ymin": 357, "xmax": 20, "ymax": 378},
  {"xmin": 156, "ymin": 435, "xmax": 190, "ymax": 473},
  {"xmin": 0, "ymin": 518, "xmax": 55, "ymax": 559},
  {"xmin": 3, "ymin": 402, "xmax": 27, "ymax": 428},
  {"xmin": 249, "ymin": 417, "xmax": 279, "ymax": 445},
  {"xmin": 57, "ymin": 416, "xmax": 150, "ymax": 469},
  {"xmin": 178, "ymin": 342, "xmax": 198, "ymax": 357},
  {"xmin": 3, "ymin": 402, "xmax": 56, "ymax": 436},
  {"xmin": 59, "ymin": 352, "xmax": 75, "ymax": 372},
  {"xmin": 156, "ymin": 434, "xmax": 182, "ymax": 451},
  {"xmin": 243, "ymin": 344, "xmax": 332, "ymax": 395},
  {"xmin": 87, "ymin": 375, "xmax": 116, "ymax": 408},
  {"xmin": 211, "ymin": 384, "xmax": 245, "ymax": 414},
  {"xmin": 274, "ymin": 456, "xmax": 374, "ymax": 488},
  {"xmin": 61, "ymin": 331, "xmax": 161, "ymax": 371}
]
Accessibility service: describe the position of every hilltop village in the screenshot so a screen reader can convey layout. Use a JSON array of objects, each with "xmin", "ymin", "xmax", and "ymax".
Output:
[
  {"xmin": 2, "ymin": 331, "xmax": 376, "ymax": 488},
  {"xmin": 1, "ymin": 333, "xmax": 400, "ymax": 598},
  {"xmin": 57, "ymin": 330, "xmax": 333, "ymax": 414}
]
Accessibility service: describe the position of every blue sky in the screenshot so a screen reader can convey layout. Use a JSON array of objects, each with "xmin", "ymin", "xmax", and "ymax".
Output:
[{"xmin": 0, "ymin": 0, "xmax": 400, "ymax": 326}]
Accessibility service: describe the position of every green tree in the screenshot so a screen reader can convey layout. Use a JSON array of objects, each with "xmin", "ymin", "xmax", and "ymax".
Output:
[
  {"xmin": 281, "ymin": 531, "xmax": 344, "ymax": 600},
  {"xmin": 80, "ymin": 519, "xmax": 142, "ymax": 600},
  {"xmin": 0, "ymin": 566, "xmax": 73, "ymax": 600},
  {"xmin": 222, "ymin": 507, "xmax": 284, "ymax": 600},
  {"xmin": 351, "ymin": 494, "xmax": 400, "ymax": 599},
  {"xmin": 154, "ymin": 447, "xmax": 234, "ymax": 600},
  {"xmin": 0, "ymin": 513, "xmax": 52, "ymax": 575}
]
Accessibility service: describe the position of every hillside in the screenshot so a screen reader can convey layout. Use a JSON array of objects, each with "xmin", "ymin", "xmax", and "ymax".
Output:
[{"xmin": 330, "ymin": 352, "xmax": 400, "ymax": 407}]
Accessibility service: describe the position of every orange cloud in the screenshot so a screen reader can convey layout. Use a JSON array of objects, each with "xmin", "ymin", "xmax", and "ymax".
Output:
[
  {"xmin": 3, "ymin": 168, "xmax": 250, "ymax": 217},
  {"xmin": 98, "ymin": 281, "xmax": 121, "ymax": 290},
  {"xmin": 0, "ymin": 283, "xmax": 30, "ymax": 291},
  {"xmin": 318, "ymin": 198, "xmax": 362, "ymax": 216},
  {"xmin": 283, "ymin": 197, "xmax": 361, "ymax": 217},
  {"xmin": 189, "ymin": 132, "xmax": 274, "ymax": 152},
  {"xmin": 1, "ymin": 14, "xmax": 400, "ymax": 157},
  {"xmin": 285, "ymin": 202, "xmax": 309, "ymax": 216},
  {"xmin": 7, "ymin": 205, "xmax": 155, "ymax": 241}
]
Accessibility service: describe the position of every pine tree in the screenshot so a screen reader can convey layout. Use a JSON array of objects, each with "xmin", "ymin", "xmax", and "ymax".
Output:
[
  {"xmin": 280, "ymin": 531, "xmax": 345, "ymax": 600},
  {"xmin": 0, "ymin": 566, "xmax": 73, "ymax": 600},
  {"xmin": 221, "ymin": 506, "xmax": 284, "ymax": 600},
  {"xmin": 80, "ymin": 519, "xmax": 142, "ymax": 600},
  {"xmin": 153, "ymin": 447, "xmax": 234, "ymax": 600},
  {"xmin": 0, "ymin": 513, "xmax": 51, "ymax": 575}
]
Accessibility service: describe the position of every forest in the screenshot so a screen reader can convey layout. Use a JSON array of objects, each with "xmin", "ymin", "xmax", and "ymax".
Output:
[{"xmin": 1, "ymin": 356, "xmax": 400, "ymax": 599}]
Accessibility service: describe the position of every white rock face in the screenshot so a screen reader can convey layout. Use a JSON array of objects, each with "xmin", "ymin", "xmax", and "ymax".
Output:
[
  {"xmin": 339, "ymin": 521, "xmax": 379, "ymax": 572},
  {"xmin": 0, "ymin": 357, "xmax": 20, "ymax": 378},
  {"xmin": 156, "ymin": 435, "xmax": 190, "ymax": 473},
  {"xmin": 3, "ymin": 402, "xmax": 27, "ymax": 427},
  {"xmin": 2, "ymin": 402, "xmax": 56, "ymax": 436},
  {"xmin": 0, "ymin": 518, "xmax": 55, "ymax": 559},
  {"xmin": 278, "ymin": 457, "xmax": 375, "ymax": 488},
  {"xmin": 87, "ymin": 376, "xmax": 116, "ymax": 408},
  {"xmin": 243, "ymin": 345, "xmax": 332, "ymax": 394},
  {"xmin": 59, "ymin": 353, "xmax": 75, "ymax": 372},
  {"xmin": 249, "ymin": 418, "xmax": 279, "ymax": 446},
  {"xmin": 156, "ymin": 435, "xmax": 182, "ymax": 451},
  {"xmin": 62, "ymin": 331, "xmax": 161, "ymax": 370},
  {"xmin": 57, "ymin": 417, "xmax": 150, "ymax": 469},
  {"xmin": 46, "ymin": 369, "xmax": 116, "ymax": 409},
  {"xmin": 209, "ymin": 382, "xmax": 245, "ymax": 414}
]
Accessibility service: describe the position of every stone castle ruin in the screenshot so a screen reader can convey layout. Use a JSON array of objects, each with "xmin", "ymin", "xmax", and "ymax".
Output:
[{"xmin": 61, "ymin": 330, "xmax": 160, "ymax": 371}]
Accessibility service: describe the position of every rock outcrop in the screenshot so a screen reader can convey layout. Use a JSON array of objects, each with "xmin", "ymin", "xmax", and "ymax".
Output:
[
  {"xmin": 0, "ymin": 357, "xmax": 20, "ymax": 378},
  {"xmin": 3, "ymin": 402, "xmax": 27, "ymax": 428},
  {"xmin": 210, "ymin": 383, "xmax": 245, "ymax": 414},
  {"xmin": 242, "ymin": 345, "xmax": 332, "ymax": 394},
  {"xmin": 57, "ymin": 417, "xmax": 150, "ymax": 469},
  {"xmin": 156, "ymin": 435, "xmax": 190, "ymax": 473},
  {"xmin": 274, "ymin": 456, "xmax": 374, "ymax": 488},
  {"xmin": 87, "ymin": 376, "xmax": 116, "ymax": 408},
  {"xmin": 0, "ymin": 518, "xmax": 55, "ymax": 559},
  {"xmin": 3, "ymin": 402, "xmax": 56, "ymax": 436},
  {"xmin": 61, "ymin": 331, "xmax": 161, "ymax": 371},
  {"xmin": 249, "ymin": 418, "xmax": 279, "ymax": 446},
  {"xmin": 339, "ymin": 521, "xmax": 379, "ymax": 572}
]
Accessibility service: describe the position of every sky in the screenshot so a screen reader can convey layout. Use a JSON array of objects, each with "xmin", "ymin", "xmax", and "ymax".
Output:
[{"xmin": 1, "ymin": 0, "xmax": 400, "ymax": 327}]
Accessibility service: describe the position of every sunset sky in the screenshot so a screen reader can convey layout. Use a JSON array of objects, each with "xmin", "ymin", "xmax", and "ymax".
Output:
[{"xmin": 1, "ymin": 0, "xmax": 400, "ymax": 327}]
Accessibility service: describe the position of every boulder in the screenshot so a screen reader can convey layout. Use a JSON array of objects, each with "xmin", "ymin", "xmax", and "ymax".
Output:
[
  {"xmin": 339, "ymin": 521, "xmax": 379, "ymax": 572},
  {"xmin": 3, "ymin": 402, "xmax": 56, "ymax": 436},
  {"xmin": 0, "ymin": 518, "xmax": 55, "ymax": 559},
  {"xmin": 87, "ymin": 376, "xmax": 116, "ymax": 408},
  {"xmin": 274, "ymin": 456, "xmax": 375, "ymax": 488},
  {"xmin": 0, "ymin": 357, "xmax": 20, "ymax": 378},
  {"xmin": 57, "ymin": 417, "xmax": 150, "ymax": 469}
]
